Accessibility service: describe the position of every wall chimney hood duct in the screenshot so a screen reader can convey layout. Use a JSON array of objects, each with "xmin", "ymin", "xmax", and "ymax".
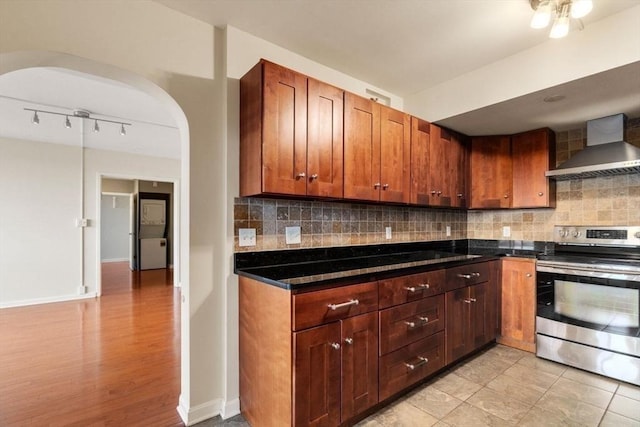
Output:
[{"xmin": 546, "ymin": 114, "xmax": 640, "ymax": 180}]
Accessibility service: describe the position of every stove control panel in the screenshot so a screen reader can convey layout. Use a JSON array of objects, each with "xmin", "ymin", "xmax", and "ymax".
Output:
[{"xmin": 555, "ymin": 226, "xmax": 640, "ymax": 246}]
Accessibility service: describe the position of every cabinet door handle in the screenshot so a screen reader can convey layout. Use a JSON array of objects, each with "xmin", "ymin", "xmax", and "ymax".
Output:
[
  {"xmin": 310, "ymin": 174, "xmax": 318, "ymax": 181},
  {"xmin": 457, "ymin": 193, "xmax": 463, "ymax": 198},
  {"xmin": 504, "ymin": 194, "xmax": 509, "ymax": 199},
  {"xmin": 463, "ymin": 299, "xmax": 472, "ymax": 304},
  {"xmin": 382, "ymin": 183, "xmax": 389, "ymax": 190},
  {"xmin": 327, "ymin": 299, "xmax": 359, "ymax": 311},
  {"xmin": 296, "ymin": 172, "xmax": 306, "ymax": 179},
  {"xmin": 526, "ymin": 273, "xmax": 532, "ymax": 278},
  {"xmin": 374, "ymin": 183, "xmax": 381, "ymax": 189},
  {"xmin": 538, "ymin": 192, "xmax": 544, "ymax": 196},
  {"xmin": 437, "ymin": 190, "xmax": 442, "ymax": 195},
  {"xmin": 330, "ymin": 342, "xmax": 341, "ymax": 350},
  {"xmin": 431, "ymin": 190, "xmax": 437, "ymax": 195},
  {"xmin": 468, "ymin": 298, "xmax": 477, "ymax": 303},
  {"xmin": 344, "ymin": 337, "xmax": 353, "ymax": 345},
  {"xmin": 404, "ymin": 356, "xmax": 429, "ymax": 370}
]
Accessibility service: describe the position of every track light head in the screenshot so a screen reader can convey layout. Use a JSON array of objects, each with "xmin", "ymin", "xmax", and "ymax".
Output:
[
  {"xmin": 32, "ymin": 111, "xmax": 40, "ymax": 125},
  {"xmin": 65, "ymin": 116, "xmax": 72, "ymax": 129},
  {"xmin": 93, "ymin": 119, "xmax": 100, "ymax": 133},
  {"xmin": 120, "ymin": 123, "xmax": 126, "ymax": 136}
]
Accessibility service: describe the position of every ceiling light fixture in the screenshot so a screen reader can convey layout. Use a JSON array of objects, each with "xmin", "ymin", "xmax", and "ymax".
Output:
[
  {"xmin": 23, "ymin": 108, "xmax": 131, "ymax": 135},
  {"xmin": 530, "ymin": 0, "xmax": 593, "ymax": 38}
]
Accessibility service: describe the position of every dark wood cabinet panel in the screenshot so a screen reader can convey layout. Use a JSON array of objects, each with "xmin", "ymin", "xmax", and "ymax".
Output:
[
  {"xmin": 469, "ymin": 135, "xmax": 512, "ymax": 209},
  {"xmin": 449, "ymin": 131, "xmax": 468, "ymax": 208},
  {"xmin": 294, "ymin": 323, "xmax": 342, "ymax": 427},
  {"xmin": 428, "ymin": 124, "xmax": 452, "ymax": 206},
  {"xmin": 379, "ymin": 331, "xmax": 445, "ymax": 401},
  {"xmin": 378, "ymin": 269, "xmax": 445, "ymax": 309},
  {"xmin": 344, "ymin": 93, "xmax": 381, "ymax": 201},
  {"xmin": 410, "ymin": 117, "xmax": 431, "ymax": 205},
  {"xmin": 445, "ymin": 287, "xmax": 471, "ymax": 364},
  {"xmin": 379, "ymin": 105, "xmax": 411, "ymax": 203},
  {"xmin": 379, "ymin": 295, "xmax": 445, "ymax": 355},
  {"xmin": 498, "ymin": 258, "xmax": 536, "ymax": 352},
  {"xmin": 341, "ymin": 312, "xmax": 379, "ymax": 421},
  {"xmin": 511, "ymin": 128, "xmax": 556, "ymax": 208},
  {"xmin": 307, "ymin": 78, "xmax": 344, "ymax": 198}
]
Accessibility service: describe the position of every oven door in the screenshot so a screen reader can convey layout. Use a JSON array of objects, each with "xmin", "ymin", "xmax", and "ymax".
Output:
[{"xmin": 536, "ymin": 263, "xmax": 640, "ymax": 337}]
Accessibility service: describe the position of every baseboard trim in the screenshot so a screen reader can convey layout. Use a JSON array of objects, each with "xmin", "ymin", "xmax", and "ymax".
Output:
[
  {"xmin": 177, "ymin": 395, "xmax": 223, "ymax": 426},
  {"xmin": 101, "ymin": 258, "xmax": 129, "ymax": 263},
  {"xmin": 0, "ymin": 292, "xmax": 97, "ymax": 309},
  {"xmin": 221, "ymin": 398, "xmax": 240, "ymax": 419}
]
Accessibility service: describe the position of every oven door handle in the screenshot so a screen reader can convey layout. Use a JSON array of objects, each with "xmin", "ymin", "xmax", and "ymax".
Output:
[{"xmin": 536, "ymin": 263, "xmax": 640, "ymax": 282}]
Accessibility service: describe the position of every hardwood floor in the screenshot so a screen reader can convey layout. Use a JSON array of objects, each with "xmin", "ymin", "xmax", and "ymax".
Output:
[{"xmin": 0, "ymin": 262, "xmax": 183, "ymax": 426}]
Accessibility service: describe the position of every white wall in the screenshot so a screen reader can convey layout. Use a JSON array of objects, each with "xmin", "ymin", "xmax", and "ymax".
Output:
[{"xmin": 0, "ymin": 137, "xmax": 82, "ymax": 307}]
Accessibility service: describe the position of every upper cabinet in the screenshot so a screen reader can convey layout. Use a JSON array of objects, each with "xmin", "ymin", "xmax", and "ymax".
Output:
[
  {"xmin": 469, "ymin": 128, "xmax": 555, "ymax": 209},
  {"xmin": 511, "ymin": 128, "xmax": 556, "ymax": 208},
  {"xmin": 240, "ymin": 60, "xmax": 344, "ymax": 198},
  {"xmin": 469, "ymin": 135, "xmax": 512, "ymax": 209},
  {"xmin": 344, "ymin": 93, "xmax": 410, "ymax": 203}
]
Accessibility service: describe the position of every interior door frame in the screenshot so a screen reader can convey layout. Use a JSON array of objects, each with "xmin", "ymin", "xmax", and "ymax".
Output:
[{"xmin": 96, "ymin": 174, "xmax": 181, "ymax": 296}]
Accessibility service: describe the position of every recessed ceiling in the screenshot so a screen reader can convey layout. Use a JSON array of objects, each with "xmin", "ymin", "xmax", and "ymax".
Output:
[{"xmin": 0, "ymin": 67, "xmax": 180, "ymax": 159}]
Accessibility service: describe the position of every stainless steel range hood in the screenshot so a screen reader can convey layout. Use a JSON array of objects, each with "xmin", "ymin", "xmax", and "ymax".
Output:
[{"xmin": 546, "ymin": 114, "xmax": 640, "ymax": 180}]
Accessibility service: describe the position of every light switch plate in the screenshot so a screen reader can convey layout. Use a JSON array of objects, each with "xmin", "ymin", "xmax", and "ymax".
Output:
[
  {"xmin": 385, "ymin": 227, "xmax": 392, "ymax": 240},
  {"xmin": 446, "ymin": 225, "xmax": 451, "ymax": 237},
  {"xmin": 238, "ymin": 228, "xmax": 256, "ymax": 247},
  {"xmin": 285, "ymin": 226, "xmax": 301, "ymax": 244},
  {"xmin": 503, "ymin": 226, "xmax": 511, "ymax": 237}
]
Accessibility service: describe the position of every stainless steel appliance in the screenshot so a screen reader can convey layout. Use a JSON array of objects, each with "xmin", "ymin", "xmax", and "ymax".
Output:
[{"xmin": 536, "ymin": 225, "xmax": 640, "ymax": 385}]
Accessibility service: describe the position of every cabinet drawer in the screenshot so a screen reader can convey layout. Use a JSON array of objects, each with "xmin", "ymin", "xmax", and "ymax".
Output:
[
  {"xmin": 379, "ymin": 269, "xmax": 444, "ymax": 309},
  {"xmin": 379, "ymin": 331, "xmax": 445, "ymax": 401},
  {"xmin": 292, "ymin": 282, "xmax": 378, "ymax": 331},
  {"xmin": 446, "ymin": 262, "xmax": 490, "ymax": 291},
  {"xmin": 379, "ymin": 295, "xmax": 445, "ymax": 355}
]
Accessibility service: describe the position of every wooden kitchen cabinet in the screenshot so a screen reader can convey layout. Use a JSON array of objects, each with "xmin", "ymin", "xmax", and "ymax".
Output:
[
  {"xmin": 498, "ymin": 257, "xmax": 536, "ymax": 352},
  {"xmin": 344, "ymin": 93, "xmax": 410, "ymax": 203},
  {"xmin": 469, "ymin": 135, "xmax": 512, "ymax": 209},
  {"xmin": 469, "ymin": 129, "xmax": 555, "ymax": 209},
  {"xmin": 445, "ymin": 262, "xmax": 498, "ymax": 365},
  {"xmin": 511, "ymin": 128, "xmax": 556, "ymax": 208},
  {"xmin": 240, "ymin": 60, "xmax": 344, "ymax": 198},
  {"xmin": 410, "ymin": 117, "xmax": 431, "ymax": 205},
  {"xmin": 448, "ymin": 130, "xmax": 468, "ymax": 208}
]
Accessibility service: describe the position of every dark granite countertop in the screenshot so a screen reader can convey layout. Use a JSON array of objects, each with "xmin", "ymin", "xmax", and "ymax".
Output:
[{"xmin": 234, "ymin": 239, "xmax": 552, "ymax": 290}]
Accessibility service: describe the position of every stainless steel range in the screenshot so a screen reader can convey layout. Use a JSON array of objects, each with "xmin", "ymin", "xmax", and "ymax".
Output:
[{"xmin": 536, "ymin": 225, "xmax": 640, "ymax": 385}]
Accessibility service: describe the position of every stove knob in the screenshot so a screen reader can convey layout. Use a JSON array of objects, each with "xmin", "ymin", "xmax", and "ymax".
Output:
[
  {"xmin": 573, "ymin": 231, "xmax": 581, "ymax": 238},
  {"xmin": 635, "ymin": 232, "xmax": 640, "ymax": 239},
  {"xmin": 559, "ymin": 229, "xmax": 568, "ymax": 237}
]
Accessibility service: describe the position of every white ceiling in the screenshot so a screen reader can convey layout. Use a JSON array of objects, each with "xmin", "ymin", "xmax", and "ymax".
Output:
[
  {"xmin": 0, "ymin": 68, "xmax": 180, "ymax": 159},
  {"xmin": 0, "ymin": 1, "xmax": 638, "ymax": 155}
]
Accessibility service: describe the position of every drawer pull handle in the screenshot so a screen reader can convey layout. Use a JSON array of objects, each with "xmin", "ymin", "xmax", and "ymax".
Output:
[
  {"xmin": 469, "ymin": 298, "xmax": 477, "ymax": 302},
  {"xmin": 328, "ymin": 299, "xmax": 359, "ymax": 311},
  {"xmin": 404, "ymin": 316, "xmax": 429, "ymax": 329},
  {"xmin": 418, "ymin": 316, "xmax": 429, "ymax": 323},
  {"xmin": 404, "ymin": 283, "xmax": 430, "ymax": 293},
  {"xmin": 457, "ymin": 272, "xmax": 480, "ymax": 279},
  {"xmin": 404, "ymin": 321, "xmax": 416, "ymax": 328},
  {"xmin": 330, "ymin": 342, "xmax": 341, "ymax": 350},
  {"xmin": 344, "ymin": 337, "xmax": 353, "ymax": 345},
  {"xmin": 405, "ymin": 356, "xmax": 429, "ymax": 370},
  {"xmin": 463, "ymin": 299, "xmax": 472, "ymax": 304},
  {"xmin": 419, "ymin": 283, "xmax": 430, "ymax": 289}
]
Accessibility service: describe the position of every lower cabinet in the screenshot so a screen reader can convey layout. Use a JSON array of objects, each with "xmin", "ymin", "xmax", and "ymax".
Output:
[
  {"xmin": 498, "ymin": 257, "xmax": 536, "ymax": 352},
  {"xmin": 239, "ymin": 260, "xmax": 498, "ymax": 427}
]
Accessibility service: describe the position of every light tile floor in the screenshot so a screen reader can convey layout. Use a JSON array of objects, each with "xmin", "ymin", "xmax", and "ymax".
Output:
[{"xmin": 198, "ymin": 344, "xmax": 640, "ymax": 427}]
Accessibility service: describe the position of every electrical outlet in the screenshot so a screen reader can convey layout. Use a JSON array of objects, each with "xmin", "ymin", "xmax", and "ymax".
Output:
[
  {"xmin": 385, "ymin": 227, "xmax": 392, "ymax": 240},
  {"xmin": 285, "ymin": 226, "xmax": 301, "ymax": 244},
  {"xmin": 503, "ymin": 226, "xmax": 511, "ymax": 237},
  {"xmin": 238, "ymin": 228, "xmax": 256, "ymax": 247},
  {"xmin": 446, "ymin": 225, "xmax": 451, "ymax": 237}
]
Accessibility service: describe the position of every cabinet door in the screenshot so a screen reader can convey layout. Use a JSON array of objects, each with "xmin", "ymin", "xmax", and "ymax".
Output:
[
  {"xmin": 262, "ymin": 62, "xmax": 308, "ymax": 195},
  {"xmin": 470, "ymin": 282, "xmax": 494, "ymax": 349},
  {"xmin": 428, "ymin": 124, "xmax": 450, "ymax": 206},
  {"xmin": 341, "ymin": 312, "xmax": 379, "ymax": 421},
  {"xmin": 379, "ymin": 105, "xmax": 411, "ymax": 203},
  {"xmin": 469, "ymin": 136, "xmax": 512, "ymax": 208},
  {"xmin": 499, "ymin": 258, "xmax": 536, "ymax": 352},
  {"xmin": 511, "ymin": 128, "xmax": 556, "ymax": 208},
  {"xmin": 307, "ymin": 78, "xmax": 344, "ymax": 198},
  {"xmin": 344, "ymin": 93, "xmax": 381, "ymax": 201},
  {"xmin": 293, "ymin": 323, "xmax": 341, "ymax": 427},
  {"xmin": 445, "ymin": 287, "xmax": 471, "ymax": 364},
  {"xmin": 410, "ymin": 117, "xmax": 431, "ymax": 205},
  {"xmin": 449, "ymin": 131, "xmax": 468, "ymax": 208}
]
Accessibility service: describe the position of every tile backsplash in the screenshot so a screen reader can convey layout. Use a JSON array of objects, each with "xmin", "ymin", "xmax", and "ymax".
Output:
[
  {"xmin": 234, "ymin": 118, "xmax": 640, "ymax": 251},
  {"xmin": 234, "ymin": 198, "xmax": 467, "ymax": 252}
]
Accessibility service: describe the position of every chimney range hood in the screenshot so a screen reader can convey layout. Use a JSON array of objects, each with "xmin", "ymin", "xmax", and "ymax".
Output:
[{"xmin": 546, "ymin": 113, "xmax": 640, "ymax": 180}]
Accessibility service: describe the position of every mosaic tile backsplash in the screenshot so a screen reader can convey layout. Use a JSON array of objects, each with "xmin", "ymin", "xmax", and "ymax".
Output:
[{"xmin": 234, "ymin": 118, "xmax": 640, "ymax": 251}]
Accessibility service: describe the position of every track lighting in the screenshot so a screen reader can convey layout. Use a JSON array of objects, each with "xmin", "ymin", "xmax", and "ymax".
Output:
[
  {"xmin": 24, "ymin": 108, "xmax": 131, "ymax": 135},
  {"xmin": 529, "ymin": 0, "xmax": 593, "ymax": 38}
]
